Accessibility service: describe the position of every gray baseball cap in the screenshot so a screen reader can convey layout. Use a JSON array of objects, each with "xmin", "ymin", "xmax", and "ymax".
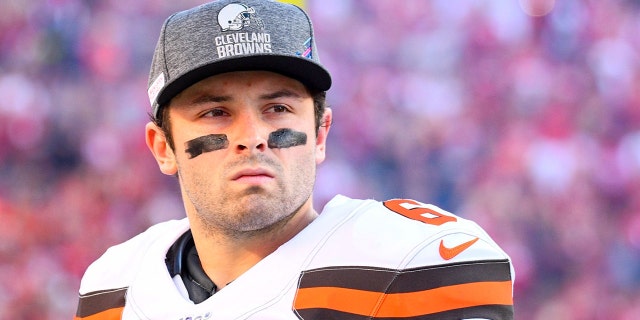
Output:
[{"xmin": 147, "ymin": 0, "xmax": 332, "ymax": 118}]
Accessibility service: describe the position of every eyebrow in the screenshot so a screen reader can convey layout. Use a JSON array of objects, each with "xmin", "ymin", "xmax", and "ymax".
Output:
[
  {"xmin": 186, "ymin": 89, "xmax": 304, "ymax": 106},
  {"xmin": 191, "ymin": 94, "xmax": 232, "ymax": 105},
  {"xmin": 259, "ymin": 89, "xmax": 304, "ymax": 101}
]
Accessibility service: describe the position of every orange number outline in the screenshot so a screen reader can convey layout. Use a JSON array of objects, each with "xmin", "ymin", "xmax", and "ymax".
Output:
[{"xmin": 383, "ymin": 199, "xmax": 457, "ymax": 226}]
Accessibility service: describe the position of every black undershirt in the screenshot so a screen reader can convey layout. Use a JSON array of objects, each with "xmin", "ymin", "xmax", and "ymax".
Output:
[{"xmin": 166, "ymin": 230, "xmax": 217, "ymax": 304}]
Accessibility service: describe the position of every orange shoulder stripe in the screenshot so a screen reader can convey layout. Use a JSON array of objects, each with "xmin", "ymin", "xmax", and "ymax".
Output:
[
  {"xmin": 377, "ymin": 280, "xmax": 513, "ymax": 317},
  {"xmin": 294, "ymin": 280, "xmax": 513, "ymax": 317},
  {"xmin": 295, "ymin": 286, "xmax": 383, "ymax": 316},
  {"xmin": 73, "ymin": 307, "xmax": 124, "ymax": 320}
]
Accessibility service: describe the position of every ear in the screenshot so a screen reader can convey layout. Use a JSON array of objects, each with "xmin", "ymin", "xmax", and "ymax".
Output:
[
  {"xmin": 145, "ymin": 122, "xmax": 178, "ymax": 175},
  {"xmin": 315, "ymin": 108, "xmax": 332, "ymax": 164}
]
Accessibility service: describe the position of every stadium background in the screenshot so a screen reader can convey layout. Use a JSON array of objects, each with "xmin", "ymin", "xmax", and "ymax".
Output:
[{"xmin": 1, "ymin": 0, "xmax": 640, "ymax": 318}]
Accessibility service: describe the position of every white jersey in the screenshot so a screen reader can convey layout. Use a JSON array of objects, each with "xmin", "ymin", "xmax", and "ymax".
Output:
[{"xmin": 75, "ymin": 195, "xmax": 514, "ymax": 320}]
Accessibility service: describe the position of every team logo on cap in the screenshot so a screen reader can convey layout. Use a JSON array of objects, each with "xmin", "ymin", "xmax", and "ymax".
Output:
[
  {"xmin": 215, "ymin": 3, "xmax": 271, "ymax": 58},
  {"xmin": 217, "ymin": 3, "xmax": 263, "ymax": 31}
]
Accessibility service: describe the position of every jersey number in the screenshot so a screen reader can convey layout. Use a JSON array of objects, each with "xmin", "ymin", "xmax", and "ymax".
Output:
[{"xmin": 383, "ymin": 199, "xmax": 457, "ymax": 226}]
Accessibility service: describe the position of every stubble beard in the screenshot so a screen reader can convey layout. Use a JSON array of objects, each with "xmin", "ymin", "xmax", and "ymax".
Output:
[{"xmin": 180, "ymin": 153, "xmax": 316, "ymax": 240}]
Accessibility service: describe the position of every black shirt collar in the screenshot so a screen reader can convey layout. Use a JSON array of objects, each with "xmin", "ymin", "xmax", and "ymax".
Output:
[{"xmin": 166, "ymin": 230, "xmax": 217, "ymax": 303}]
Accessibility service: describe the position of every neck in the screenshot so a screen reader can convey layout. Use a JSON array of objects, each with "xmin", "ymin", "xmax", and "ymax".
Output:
[{"xmin": 187, "ymin": 203, "xmax": 317, "ymax": 290}]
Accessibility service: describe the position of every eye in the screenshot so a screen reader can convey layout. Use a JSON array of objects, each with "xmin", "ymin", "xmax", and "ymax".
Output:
[
  {"xmin": 202, "ymin": 108, "xmax": 228, "ymax": 118},
  {"xmin": 267, "ymin": 104, "xmax": 290, "ymax": 113}
]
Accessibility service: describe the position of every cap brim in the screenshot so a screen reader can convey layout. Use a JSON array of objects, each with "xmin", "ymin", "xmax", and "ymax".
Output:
[{"xmin": 156, "ymin": 55, "xmax": 332, "ymax": 108}]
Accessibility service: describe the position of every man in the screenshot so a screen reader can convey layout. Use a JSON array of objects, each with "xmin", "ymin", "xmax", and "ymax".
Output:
[{"xmin": 75, "ymin": 0, "xmax": 515, "ymax": 319}]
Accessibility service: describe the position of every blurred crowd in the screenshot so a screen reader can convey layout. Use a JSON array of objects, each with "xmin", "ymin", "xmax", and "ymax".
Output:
[{"xmin": 1, "ymin": 0, "xmax": 639, "ymax": 318}]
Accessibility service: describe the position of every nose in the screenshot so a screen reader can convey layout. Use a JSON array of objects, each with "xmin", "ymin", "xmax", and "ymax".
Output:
[{"xmin": 232, "ymin": 113, "xmax": 267, "ymax": 153}]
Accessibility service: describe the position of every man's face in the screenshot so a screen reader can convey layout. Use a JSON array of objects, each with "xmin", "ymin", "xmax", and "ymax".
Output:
[{"xmin": 148, "ymin": 71, "xmax": 330, "ymax": 237}]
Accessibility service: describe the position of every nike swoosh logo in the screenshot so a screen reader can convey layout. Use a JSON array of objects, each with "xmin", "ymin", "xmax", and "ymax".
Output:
[{"xmin": 439, "ymin": 237, "xmax": 479, "ymax": 260}]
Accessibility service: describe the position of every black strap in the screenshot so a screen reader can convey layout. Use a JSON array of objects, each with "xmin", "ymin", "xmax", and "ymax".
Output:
[{"xmin": 166, "ymin": 230, "xmax": 217, "ymax": 304}]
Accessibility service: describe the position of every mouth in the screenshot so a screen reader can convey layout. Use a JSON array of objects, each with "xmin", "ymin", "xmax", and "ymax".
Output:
[{"xmin": 231, "ymin": 168, "xmax": 275, "ymax": 184}]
